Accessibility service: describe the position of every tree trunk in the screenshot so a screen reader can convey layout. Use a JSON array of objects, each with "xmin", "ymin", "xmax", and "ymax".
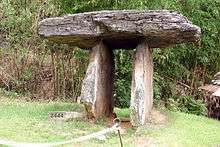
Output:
[
  {"xmin": 130, "ymin": 40, "xmax": 153, "ymax": 126},
  {"xmin": 80, "ymin": 41, "xmax": 114, "ymax": 118}
]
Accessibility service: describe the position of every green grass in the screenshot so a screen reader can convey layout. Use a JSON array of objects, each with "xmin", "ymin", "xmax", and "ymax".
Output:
[
  {"xmin": 0, "ymin": 93, "xmax": 220, "ymax": 146},
  {"xmin": 139, "ymin": 111, "xmax": 220, "ymax": 146},
  {"xmin": 0, "ymin": 96, "xmax": 135, "ymax": 147}
]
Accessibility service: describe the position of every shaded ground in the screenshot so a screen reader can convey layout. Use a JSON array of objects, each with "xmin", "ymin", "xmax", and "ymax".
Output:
[{"xmin": 0, "ymin": 90, "xmax": 220, "ymax": 146}]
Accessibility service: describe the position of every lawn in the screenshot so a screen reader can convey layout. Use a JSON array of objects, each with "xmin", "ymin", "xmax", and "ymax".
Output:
[{"xmin": 0, "ymin": 91, "xmax": 220, "ymax": 146}]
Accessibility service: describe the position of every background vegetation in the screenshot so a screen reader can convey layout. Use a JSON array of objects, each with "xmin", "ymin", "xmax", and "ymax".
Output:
[{"xmin": 1, "ymin": 0, "xmax": 220, "ymax": 116}]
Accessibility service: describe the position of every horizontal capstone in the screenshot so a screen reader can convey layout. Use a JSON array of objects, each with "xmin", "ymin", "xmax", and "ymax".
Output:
[{"xmin": 38, "ymin": 10, "xmax": 201, "ymax": 49}]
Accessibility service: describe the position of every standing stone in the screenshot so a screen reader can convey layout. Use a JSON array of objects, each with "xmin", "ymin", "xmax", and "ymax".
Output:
[
  {"xmin": 80, "ymin": 41, "xmax": 114, "ymax": 118},
  {"xmin": 130, "ymin": 41, "xmax": 153, "ymax": 125}
]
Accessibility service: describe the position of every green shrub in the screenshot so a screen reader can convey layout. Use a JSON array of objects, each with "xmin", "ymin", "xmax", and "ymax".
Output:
[
  {"xmin": 167, "ymin": 95, "xmax": 206, "ymax": 115},
  {"xmin": 113, "ymin": 50, "xmax": 133, "ymax": 108}
]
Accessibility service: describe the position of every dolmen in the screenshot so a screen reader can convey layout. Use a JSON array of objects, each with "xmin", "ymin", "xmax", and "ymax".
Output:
[{"xmin": 38, "ymin": 10, "xmax": 201, "ymax": 126}]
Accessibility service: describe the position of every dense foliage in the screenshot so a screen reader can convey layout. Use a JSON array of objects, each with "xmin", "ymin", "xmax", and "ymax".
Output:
[{"xmin": 1, "ymin": 0, "xmax": 220, "ymax": 115}]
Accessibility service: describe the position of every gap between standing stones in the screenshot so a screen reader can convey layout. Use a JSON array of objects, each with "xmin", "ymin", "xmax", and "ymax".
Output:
[{"xmin": 80, "ymin": 40, "xmax": 153, "ymax": 126}]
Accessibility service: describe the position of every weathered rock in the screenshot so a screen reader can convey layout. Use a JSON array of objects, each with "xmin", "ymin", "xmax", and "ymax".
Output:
[
  {"xmin": 48, "ymin": 111, "xmax": 85, "ymax": 121},
  {"xmin": 38, "ymin": 10, "xmax": 201, "ymax": 49},
  {"xmin": 79, "ymin": 41, "xmax": 114, "ymax": 118},
  {"xmin": 130, "ymin": 40, "xmax": 153, "ymax": 125},
  {"xmin": 212, "ymin": 72, "xmax": 220, "ymax": 85},
  {"xmin": 199, "ymin": 72, "xmax": 220, "ymax": 120}
]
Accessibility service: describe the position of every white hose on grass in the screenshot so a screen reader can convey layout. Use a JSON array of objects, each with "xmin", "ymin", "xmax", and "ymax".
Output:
[{"xmin": 0, "ymin": 123, "xmax": 119, "ymax": 147}]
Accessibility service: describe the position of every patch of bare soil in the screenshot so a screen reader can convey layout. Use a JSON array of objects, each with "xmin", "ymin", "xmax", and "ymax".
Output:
[
  {"xmin": 120, "ymin": 118, "xmax": 132, "ymax": 129},
  {"xmin": 132, "ymin": 109, "xmax": 168, "ymax": 146},
  {"xmin": 106, "ymin": 113, "xmax": 133, "ymax": 129},
  {"xmin": 134, "ymin": 136, "xmax": 156, "ymax": 147},
  {"xmin": 147, "ymin": 108, "xmax": 167, "ymax": 124}
]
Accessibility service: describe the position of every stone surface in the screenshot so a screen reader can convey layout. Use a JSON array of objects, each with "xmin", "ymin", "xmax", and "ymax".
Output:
[
  {"xmin": 213, "ymin": 88, "xmax": 220, "ymax": 97},
  {"xmin": 130, "ymin": 40, "xmax": 153, "ymax": 125},
  {"xmin": 38, "ymin": 10, "xmax": 201, "ymax": 49},
  {"xmin": 79, "ymin": 41, "xmax": 114, "ymax": 118},
  {"xmin": 48, "ymin": 111, "xmax": 85, "ymax": 121}
]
